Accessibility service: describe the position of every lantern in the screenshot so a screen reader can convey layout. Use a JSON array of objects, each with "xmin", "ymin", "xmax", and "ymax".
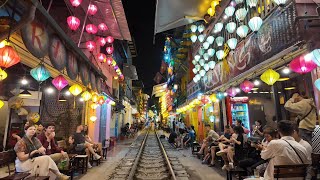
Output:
[
  {"xmin": 273, "ymin": 0, "xmax": 287, "ymax": 6},
  {"xmin": 193, "ymin": 76, "xmax": 198, "ymax": 83},
  {"xmin": 216, "ymin": 50, "xmax": 225, "ymax": 60},
  {"xmin": 67, "ymin": 16, "xmax": 80, "ymax": 31},
  {"xmin": 248, "ymin": 17, "xmax": 263, "ymax": 32},
  {"xmin": 190, "ymin": 34, "xmax": 197, "ymax": 43},
  {"xmin": 204, "ymin": 63, "xmax": 209, "ymax": 71},
  {"xmin": 86, "ymin": 41, "xmax": 96, "ymax": 52},
  {"xmin": 216, "ymin": 92, "xmax": 225, "ymax": 100},
  {"xmin": 190, "ymin": 25, "xmax": 197, "ymax": 32},
  {"xmin": 195, "ymin": 55, "xmax": 201, "ymax": 61},
  {"xmin": 247, "ymin": 0, "xmax": 258, "ymax": 8},
  {"xmin": 199, "ymin": 48, "xmax": 205, "ymax": 55},
  {"xmin": 70, "ymin": 0, "xmax": 82, "ymax": 7},
  {"xmin": 90, "ymin": 116, "xmax": 97, "ymax": 122},
  {"xmin": 197, "ymin": 24, "xmax": 205, "ymax": 33},
  {"xmin": 235, "ymin": 0, "xmax": 244, "ymax": 4},
  {"xmin": 216, "ymin": 36, "xmax": 224, "ymax": 47},
  {"xmin": 210, "ymin": 116, "xmax": 215, "ymax": 123},
  {"xmin": 237, "ymin": 25, "xmax": 249, "ymax": 39},
  {"xmin": 0, "ymin": 68, "xmax": 7, "ymax": 81},
  {"xmin": 207, "ymin": 7, "xmax": 215, "ymax": 16},
  {"xmin": 98, "ymin": 96, "xmax": 105, "ymax": 105},
  {"xmin": 198, "ymin": 34, "xmax": 205, "ymax": 42},
  {"xmin": 30, "ymin": 64, "xmax": 51, "ymax": 82},
  {"xmin": 81, "ymin": 91, "xmax": 92, "ymax": 101},
  {"xmin": 260, "ymin": 69, "xmax": 280, "ymax": 85},
  {"xmin": 289, "ymin": 55, "xmax": 317, "ymax": 74},
  {"xmin": 91, "ymin": 93, "xmax": 99, "ymax": 103},
  {"xmin": 106, "ymin": 46, "xmax": 114, "ymax": 54},
  {"xmin": 235, "ymin": 8, "xmax": 247, "ymax": 22},
  {"xmin": 97, "ymin": 53, "xmax": 106, "ymax": 63},
  {"xmin": 226, "ymin": 22, "xmax": 236, "ymax": 33},
  {"xmin": 308, "ymin": 49, "xmax": 320, "ymax": 66},
  {"xmin": 199, "ymin": 69, "xmax": 206, "ymax": 77},
  {"xmin": 203, "ymin": 53, "xmax": 209, "ymax": 60},
  {"xmin": 227, "ymin": 38, "xmax": 238, "ymax": 50},
  {"xmin": 111, "ymin": 60, "xmax": 117, "ymax": 66},
  {"xmin": 192, "ymin": 68, "xmax": 197, "ymax": 74},
  {"xmin": 203, "ymin": 42, "xmax": 210, "ymax": 49},
  {"xmin": 52, "ymin": 75, "xmax": 68, "ymax": 91},
  {"xmin": 208, "ymin": 48, "xmax": 215, "ymax": 57},
  {"xmin": 195, "ymin": 74, "xmax": 201, "ymax": 81},
  {"xmin": 208, "ymin": 61, "xmax": 216, "ymax": 69},
  {"xmin": 106, "ymin": 56, "xmax": 112, "ymax": 65},
  {"xmin": 240, "ymin": 80, "xmax": 254, "ymax": 93},
  {"xmin": 211, "ymin": 0, "xmax": 219, "ymax": 8},
  {"xmin": 199, "ymin": 59, "xmax": 205, "ymax": 66},
  {"xmin": 88, "ymin": 4, "xmax": 97, "ymax": 15},
  {"xmin": 0, "ymin": 100, "xmax": 3, "ymax": 109},
  {"xmin": 90, "ymin": 103, "xmax": 98, "ymax": 109},
  {"xmin": 192, "ymin": 60, "xmax": 197, "ymax": 65},
  {"xmin": 0, "ymin": 45, "xmax": 20, "ymax": 68},
  {"xmin": 227, "ymin": 87, "xmax": 238, "ymax": 97},
  {"xmin": 214, "ymin": 22, "xmax": 224, "ymax": 33},
  {"xmin": 106, "ymin": 36, "xmax": 114, "ymax": 44},
  {"xmin": 207, "ymin": 36, "xmax": 215, "ymax": 44},
  {"xmin": 85, "ymin": 24, "xmax": 97, "ymax": 34},
  {"xmin": 315, "ymin": 78, "xmax": 320, "ymax": 91},
  {"xmin": 98, "ymin": 37, "xmax": 106, "ymax": 46},
  {"xmin": 69, "ymin": 84, "xmax": 82, "ymax": 96},
  {"xmin": 98, "ymin": 23, "xmax": 108, "ymax": 31},
  {"xmin": 195, "ymin": 65, "xmax": 201, "ymax": 71},
  {"xmin": 225, "ymin": 6, "xmax": 235, "ymax": 17}
]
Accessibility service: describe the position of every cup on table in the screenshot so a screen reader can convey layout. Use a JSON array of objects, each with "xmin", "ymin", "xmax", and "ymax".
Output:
[{"xmin": 254, "ymin": 168, "xmax": 260, "ymax": 178}]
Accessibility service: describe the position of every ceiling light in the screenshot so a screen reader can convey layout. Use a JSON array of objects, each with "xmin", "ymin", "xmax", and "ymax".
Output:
[
  {"xmin": 277, "ymin": 77, "xmax": 290, "ymax": 81},
  {"xmin": 19, "ymin": 89, "xmax": 32, "ymax": 97},
  {"xmin": 253, "ymin": 80, "xmax": 260, "ymax": 86},
  {"xmin": 235, "ymin": 88, "xmax": 241, "ymax": 93},
  {"xmin": 253, "ymin": 91, "xmax": 258, "ymax": 93},
  {"xmin": 46, "ymin": 87, "xmax": 54, "ymax": 94},
  {"xmin": 223, "ymin": 15, "xmax": 228, "ymax": 19},
  {"xmin": 284, "ymin": 87, "xmax": 295, "ymax": 90},
  {"xmin": 65, "ymin": 91, "xmax": 71, "ymax": 96},
  {"xmin": 223, "ymin": 92, "xmax": 228, "ymax": 96},
  {"xmin": 252, "ymin": 87, "xmax": 259, "ymax": 91},
  {"xmin": 21, "ymin": 78, "xmax": 28, "ymax": 85},
  {"xmin": 282, "ymin": 67, "xmax": 290, "ymax": 74},
  {"xmin": 79, "ymin": 98, "xmax": 84, "ymax": 102}
]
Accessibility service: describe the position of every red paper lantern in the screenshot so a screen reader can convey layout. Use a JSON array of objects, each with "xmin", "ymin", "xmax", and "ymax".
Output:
[
  {"xmin": 98, "ymin": 23, "xmax": 108, "ymax": 31},
  {"xmin": 240, "ymin": 80, "xmax": 254, "ymax": 93},
  {"xmin": 70, "ymin": 0, "xmax": 82, "ymax": 7},
  {"xmin": 106, "ymin": 57, "xmax": 112, "ymax": 65},
  {"xmin": 88, "ymin": 4, "xmax": 97, "ymax": 15},
  {"xmin": 289, "ymin": 55, "xmax": 317, "ymax": 74},
  {"xmin": 86, "ymin": 41, "xmax": 96, "ymax": 52},
  {"xmin": 85, "ymin": 24, "xmax": 97, "ymax": 34},
  {"xmin": 98, "ymin": 96, "xmax": 105, "ymax": 105},
  {"xmin": 106, "ymin": 36, "xmax": 114, "ymax": 44},
  {"xmin": 106, "ymin": 46, "xmax": 114, "ymax": 54},
  {"xmin": 98, "ymin": 37, "xmax": 106, "ymax": 46},
  {"xmin": 67, "ymin": 16, "xmax": 80, "ymax": 31},
  {"xmin": 52, "ymin": 75, "xmax": 68, "ymax": 91},
  {"xmin": 97, "ymin": 53, "xmax": 106, "ymax": 63},
  {"xmin": 0, "ymin": 45, "xmax": 20, "ymax": 68}
]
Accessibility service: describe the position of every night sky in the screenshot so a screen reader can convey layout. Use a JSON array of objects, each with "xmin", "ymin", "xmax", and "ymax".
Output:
[{"xmin": 123, "ymin": 0, "xmax": 165, "ymax": 95}]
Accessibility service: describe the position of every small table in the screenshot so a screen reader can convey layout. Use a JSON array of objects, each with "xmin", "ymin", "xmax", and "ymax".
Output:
[
  {"xmin": 25, "ymin": 176, "xmax": 50, "ymax": 180},
  {"xmin": 75, "ymin": 155, "xmax": 88, "ymax": 174}
]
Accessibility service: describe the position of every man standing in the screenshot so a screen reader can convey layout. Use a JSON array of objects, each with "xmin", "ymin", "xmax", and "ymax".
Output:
[
  {"xmin": 284, "ymin": 92, "xmax": 316, "ymax": 144},
  {"xmin": 258, "ymin": 120, "xmax": 309, "ymax": 180},
  {"xmin": 37, "ymin": 122, "xmax": 69, "ymax": 169}
]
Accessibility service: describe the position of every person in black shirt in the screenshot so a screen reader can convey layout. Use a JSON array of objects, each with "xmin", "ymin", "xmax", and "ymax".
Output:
[{"xmin": 168, "ymin": 130, "xmax": 178, "ymax": 145}]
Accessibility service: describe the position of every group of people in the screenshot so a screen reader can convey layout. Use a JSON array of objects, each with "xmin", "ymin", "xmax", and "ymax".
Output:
[
  {"xmin": 167, "ymin": 118, "xmax": 196, "ymax": 149},
  {"xmin": 12, "ymin": 121, "xmax": 103, "ymax": 180}
]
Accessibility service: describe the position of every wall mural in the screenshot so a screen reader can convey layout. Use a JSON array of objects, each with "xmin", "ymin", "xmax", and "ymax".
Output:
[{"xmin": 201, "ymin": 2, "xmax": 300, "ymax": 92}]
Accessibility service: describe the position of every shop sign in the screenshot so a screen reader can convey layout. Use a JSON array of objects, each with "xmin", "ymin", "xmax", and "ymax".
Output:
[
  {"xmin": 66, "ymin": 52, "xmax": 78, "ymax": 80},
  {"xmin": 231, "ymin": 97, "xmax": 249, "ymax": 103},
  {"xmin": 21, "ymin": 21, "xmax": 49, "ymax": 58},
  {"xmin": 90, "ymin": 72, "xmax": 96, "ymax": 91},
  {"xmin": 48, "ymin": 35, "xmax": 67, "ymax": 71},
  {"xmin": 201, "ymin": 2, "xmax": 300, "ymax": 92},
  {"xmin": 80, "ymin": 64, "xmax": 89, "ymax": 86}
]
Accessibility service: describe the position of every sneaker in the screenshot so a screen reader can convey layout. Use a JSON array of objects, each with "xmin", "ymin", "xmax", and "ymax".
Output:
[
  {"xmin": 58, "ymin": 173, "xmax": 70, "ymax": 180},
  {"xmin": 87, "ymin": 162, "xmax": 92, "ymax": 169},
  {"xmin": 216, "ymin": 150, "xmax": 225, "ymax": 156},
  {"xmin": 94, "ymin": 153, "xmax": 101, "ymax": 160},
  {"xmin": 222, "ymin": 165, "xmax": 230, "ymax": 171}
]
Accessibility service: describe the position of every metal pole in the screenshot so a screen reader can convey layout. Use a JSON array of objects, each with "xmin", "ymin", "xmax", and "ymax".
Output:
[{"xmin": 77, "ymin": 0, "xmax": 91, "ymax": 47}]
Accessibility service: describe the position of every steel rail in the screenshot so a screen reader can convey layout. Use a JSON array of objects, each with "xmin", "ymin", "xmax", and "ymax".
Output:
[
  {"xmin": 127, "ymin": 130, "xmax": 149, "ymax": 180},
  {"xmin": 155, "ymin": 131, "xmax": 177, "ymax": 180}
]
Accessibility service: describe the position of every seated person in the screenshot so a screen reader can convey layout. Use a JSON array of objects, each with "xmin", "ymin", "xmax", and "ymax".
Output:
[
  {"xmin": 37, "ymin": 122, "xmax": 69, "ymax": 168},
  {"xmin": 14, "ymin": 122, "xmax": 69, "ymax": 180},
  {"xmin": 184, "ymin": 126, "xmax": 196, "ymax": 147},
  {"xmin": 83, "ymin": 125, "xmax": 102, "ymax": 156},
  {"xmin": 249, "ymin": 120, "xmax": 264, "ymax": 142},
  {"xmin": 236, "ymin": 120, "xmax": 250, "ymax": 134},
  {"xmin": 74, "ymin": 124, "xmax": 101, "ymax": 168},
  {"xmin": 196, "ymin": 124, "xmax": 219, "ymax": 156},
  {"xmin": 168, "ymin": 130, "xmax": 178, "ymax": 146},
  {"xmin": 36, "ymin": 123, "xmax": 44, "ymax": 136},
  {"xmin": 66, "ymin": 135, "xmax": 77, "ymax": 154}
]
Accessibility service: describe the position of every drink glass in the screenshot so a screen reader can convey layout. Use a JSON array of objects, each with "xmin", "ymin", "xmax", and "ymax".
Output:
[{"xmin": 254, "ymin": 169, "xmax": 260, "ymax": 178}]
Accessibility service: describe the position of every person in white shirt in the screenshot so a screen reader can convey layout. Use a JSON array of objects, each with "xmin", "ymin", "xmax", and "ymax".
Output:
[
  {"xmin": 196, "ymin": 124, "xmax": 219, "ymax": 155},
  {"xmin": 258, "ymin": 120, "xmax": 309, "ymax": 180}
]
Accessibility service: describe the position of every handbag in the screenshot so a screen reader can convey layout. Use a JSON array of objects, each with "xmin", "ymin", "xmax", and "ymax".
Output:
[{"xmin": 295, "ymin": 105, "xmax": 313, "ymax": 126}]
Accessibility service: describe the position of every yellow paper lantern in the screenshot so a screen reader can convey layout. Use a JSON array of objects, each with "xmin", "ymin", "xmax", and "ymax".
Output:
[
  {"xmin": 90, "ymin": 115, "xmax": 97, "ymax": 122},
  {"xmin": 90, "ymin": 103, "xmax": 98, "ymax": 109},
  {"xmin": 69, "ymin": 84, "xmax": 83, "ymax": 96},
  {"xmin": 211, "ymin": 0, "xmax": 219, "ymax": 8},
  {"xmin": 260, "ymin": 69, "xmax": 280, "ymax": 85},
  {"xmin": 91, "ymin": 93, "xmax": 99, "ymax": 103},
  {"xmin": 0, "ymin": 68, "xmax": 7, "ymax": 81},
  {"xmin": 81, "ymin": 91, "xmax": 92, "ymax": 101},
  {"xmin": 210, "ymin": 94, "xmax": 217, "ymax": 102},
  {"xmin": 0, "ymin": 100, "xmax": 4, "ymax": 108},
  {"xmin": 111, "ymin": 60, "xmax": 117, "ymax": 66},
  {"xmin": 27, "ymin": 112, "xmax": 40, "ymax": 123},
  {"xmin": 207, "ymin": 7, "xmax": 215, "ymax": 16}
]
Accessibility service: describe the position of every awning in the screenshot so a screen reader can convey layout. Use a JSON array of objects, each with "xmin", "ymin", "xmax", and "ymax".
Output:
[{"xmin": 154, "ymin": 0, "xmax": 210, "ymax": 34}]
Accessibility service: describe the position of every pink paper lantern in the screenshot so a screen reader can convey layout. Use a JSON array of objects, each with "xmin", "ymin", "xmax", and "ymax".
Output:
[
  {"xmin": 114, "ymin": 65, "xmax": 119, "ymax": 70},
  {"xmin": 85, "ymin": 24, "xmax": 97, "ymax": 34},
  {"xmin": 106, "ymin": 36, "xmax": 114, "ymax": 44},
  {"xmin": 240, "ymin": 80, "xmax": 254, "ymax": 93},
  {"xmin": 97, "ymin": 53, "xmax": 106, "ymax": 63},
  {"xmin": 106, "ymin": 57, "xmax": 112, "ymax": 65},
  {"xmin": 98, "ymin": 37, "xmax": 106, "ymax": 46},
  {"xmin": 88, "ymin": 4, "xmax": 97, "ymax": 15},
  {"xmin": 98, "ymin": 23, "xmax": 108, "ymax": 31},
  {"xmin": 289, "ymin": 55, "xmax": 317, "ymax": 74},
  {"xmin": 227, "ymin": 87, "xmax": 238, "ymax": 97},
  {"xmin": 106, "ymin": 46, "xmax": 114, "ymax": 54},
  {"xmin": 52, "ymin": 75, "xmax": 68, "ymax": 91},
  {"xmin": 67, "ymin": 16, "xmax": 80, "ymax": 31},
  {"xmin": 86, "ymin": 41, "xmax": 96, "ymax": 52},
  {"xmin": 70, "ymin": 0, "xmax": 82, "ymax": 7}
]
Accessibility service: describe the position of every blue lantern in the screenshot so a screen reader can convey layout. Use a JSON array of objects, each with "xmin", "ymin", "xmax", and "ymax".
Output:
[
  {"xmin": 216, "ymin": 92, "xmax": 224, "ymax": 100},
  {"xmin": 30, "ymin": 64, "xmax": 51, "ymax": 82},
  {"xmin": 315, "ymin": 78, "xmax": 320, "ymax": 91}
]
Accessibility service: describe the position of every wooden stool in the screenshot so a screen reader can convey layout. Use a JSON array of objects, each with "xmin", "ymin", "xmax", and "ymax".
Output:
[
  {"xmin": 102, "ymin": 147, "xmax": 107, "ymax": 159},
  {"xmin": 25, "ymin": 176, "xmax": 50, "ymax": 180},
  {"xmin": 74, "ymin": 155, "xmax": 88, "ymax": 174}
]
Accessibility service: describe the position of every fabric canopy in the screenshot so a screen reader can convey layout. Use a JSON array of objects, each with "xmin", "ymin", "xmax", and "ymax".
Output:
[{"xmin": 154, "ymin": 0, "xmax": 210, "ymax": 34}]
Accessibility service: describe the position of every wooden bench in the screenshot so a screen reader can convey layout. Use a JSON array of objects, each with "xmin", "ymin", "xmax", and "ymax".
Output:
[
  {"xmin": 0, "ymin": 150, "xmax": 30, "ymax": 180},
  {"xmin": 274, "ymin": 164, "xmax": 308, "ymax": 180}
]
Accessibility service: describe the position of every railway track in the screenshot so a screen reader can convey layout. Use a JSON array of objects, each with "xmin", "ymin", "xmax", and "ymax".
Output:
[{"xmin": 110, "ymin": 130, "xmax": 189, "ymax": 180}]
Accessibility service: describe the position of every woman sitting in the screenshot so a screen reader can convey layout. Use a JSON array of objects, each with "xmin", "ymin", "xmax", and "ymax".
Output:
[
  {"xmin": 83, "ymin": 125, "xmax": 102, "ymax": 156},
  {"xmin": 14, "ymin": 122, "xmax": 69, "ymax": 180}
]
